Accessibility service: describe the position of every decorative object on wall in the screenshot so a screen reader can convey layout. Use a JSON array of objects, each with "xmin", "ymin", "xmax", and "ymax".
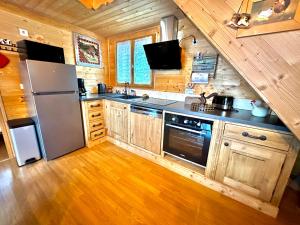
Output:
[
  {"xmin": 0, "ymin": 39, "xmax": 18, "ymax": 53},
  {"xmin": 237, "ymin": 0, "xmax": 300, "ymax": 37},
  {"xmin": 227, "ymin": 13, "xmax": 251, "ymax": 29},
  {"xmin": 73, "ymin": 33, "xmax": 102, "ymax": 68},
  {"xmin": 0, "ymin": 53, "xmax": 10, "ymax": 68},
  {"xmin": 79, "ymin": 0, "xmax": 114, "ymax": 10},
  {"xmin": 191, "ymin": 53, "xmax": 219, "ymax": 83}
]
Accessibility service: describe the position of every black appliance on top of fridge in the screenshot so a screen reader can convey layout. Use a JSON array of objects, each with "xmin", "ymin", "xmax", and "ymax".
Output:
[
  {"xmin": 17, "ymin": 40, "xmax": 65, "ymax": 64},
  {"xmin": 18, "ymin": 41, "xmax": 84, "ymax": 160}
]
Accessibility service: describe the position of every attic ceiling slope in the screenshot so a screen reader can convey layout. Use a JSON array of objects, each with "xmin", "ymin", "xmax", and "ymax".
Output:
[
  {"xmin": 173, "ymin": 0, "xmax": 300, "ymax": 140},
  {"xmin": 3, "ymin": 0, "xmax": 184, "ymax": 37}
]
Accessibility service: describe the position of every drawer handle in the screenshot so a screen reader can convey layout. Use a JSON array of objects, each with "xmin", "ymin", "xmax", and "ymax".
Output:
[
  {"xmin": 93, "ymin": 123, "xmax": 102, "ymax": 127},
  {"xmin": 91, "ymin": 104, "xmax": 101, "ymax": 108},
  {"xmin": 94, "ymin": 132, "xmax": 103, "ymax": 137},
  {"xmin": 242, "ymin": 132, "xmax": 267, "ymax": 141},
  {"xmin": 92, "ymin": 113, "xmax": 101, "ymax": 117}
]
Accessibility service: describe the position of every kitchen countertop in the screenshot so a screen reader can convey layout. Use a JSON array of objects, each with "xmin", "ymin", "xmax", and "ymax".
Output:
[{"xmin": 80, "ymin": 93, "xmax": 289, "ymax": 132}]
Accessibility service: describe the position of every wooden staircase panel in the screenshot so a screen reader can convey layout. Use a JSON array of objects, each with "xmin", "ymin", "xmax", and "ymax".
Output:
[{"xmin": 173, "ymin": 0, "xmax": 300, "ymax": 140}]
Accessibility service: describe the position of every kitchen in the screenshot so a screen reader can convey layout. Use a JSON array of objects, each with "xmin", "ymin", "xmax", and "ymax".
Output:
[{"xmin": 0, "ymin": 0, "xmax": 300, "ymax": 224}]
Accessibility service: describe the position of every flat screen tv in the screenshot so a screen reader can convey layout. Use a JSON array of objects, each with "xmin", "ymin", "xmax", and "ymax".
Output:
[{"xmin": 143, "ymin": 40, "xmax": 182, "ymax": 70}]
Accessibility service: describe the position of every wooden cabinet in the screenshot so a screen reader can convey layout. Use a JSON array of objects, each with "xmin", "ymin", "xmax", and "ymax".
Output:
[
  {"xmin": 212, "ymin": 122, "xmax": 300, "ymax": 207},
  {"xmin": 81, "ymin": 100, "xmax": 105, "ymax": 147},
  {"xmin": 130, "ymin": 112, "xmax": 162, "ymax": 155},
  {"xmin": 215, "ymin": 139, "xmax": 286, "ymax": 202},
  {"xmin": 106, "ymin": 101, "xmax": 129, "ymax": 143}
]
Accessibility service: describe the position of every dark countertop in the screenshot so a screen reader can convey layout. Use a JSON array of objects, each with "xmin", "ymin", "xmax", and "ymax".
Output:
[{"xmin": 80, "ymin": 93, "xmax": 289, "ymax": 132}]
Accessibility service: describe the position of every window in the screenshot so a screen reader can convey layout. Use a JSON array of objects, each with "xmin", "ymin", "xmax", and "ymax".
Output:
[{"xmin": 116, "ymin": 36, "xmax": 153, "ymax": 87}]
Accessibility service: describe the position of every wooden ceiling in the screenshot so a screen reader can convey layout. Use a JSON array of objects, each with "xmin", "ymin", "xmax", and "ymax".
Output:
[{"xmin": 3, "ymin": 0, "xmax": 184, "ymax": 37}]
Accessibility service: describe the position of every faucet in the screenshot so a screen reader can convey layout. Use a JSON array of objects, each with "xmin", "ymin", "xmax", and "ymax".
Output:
[{"xmin": 123, "ymin": 82, "xmax": 130, "ymax": 96}]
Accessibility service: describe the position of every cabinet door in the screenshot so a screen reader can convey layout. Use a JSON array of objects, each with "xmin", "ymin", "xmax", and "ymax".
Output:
[
  {"xmin": 144, "ymin": 116, "xmax": 162, "ymax": 155},
  {"xmin": 130, "ymin": 112, "xmax": 162, "ymax": 155},
  {"xmin": 130, "ymin": 112, "xmax": 147, "ymax": 149},
  {"xmin": 104, "ymin": 100, "xmax": 110, "ymax": 133},
  {"xmin": 109, "ymin": 105, "xmax": 128, "ymax": 143},
  {"xmin": 215, "ymin": 139, "xmax": 286, "ymax": 202}
]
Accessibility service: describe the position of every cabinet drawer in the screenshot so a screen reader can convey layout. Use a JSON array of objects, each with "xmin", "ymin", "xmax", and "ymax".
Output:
[
  {"xmin": 87, "ymin": 100, "xmax": 102, "ymax": 111},
  {"xmin": 88, "ymin": 111, "xmax": 103, "ymax": 121},
  {"xmin": 90, "ymin": 129, "xmax": 105, "ymax": 141},
  {"xmin": 223, "ymin": 124, "xmax": 292, "ymax": 151},
  {"xmin": 89, "ymin": 120, "xmax": 104, "ymax": 132}
]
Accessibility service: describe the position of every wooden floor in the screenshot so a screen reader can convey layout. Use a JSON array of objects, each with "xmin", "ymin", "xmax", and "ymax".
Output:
[{"xmin": 0, "ymin": 141, "xmax": 299, "ymax": 225}]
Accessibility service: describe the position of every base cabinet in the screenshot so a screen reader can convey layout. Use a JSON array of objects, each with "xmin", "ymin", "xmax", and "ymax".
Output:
[
  {"xmin": 215, "ymin": 139, "xmax": 286, "ymax": 202},
  {"xmin": 81, "ymin": 100, "xmax": 105, "ymax": 147},
  {"xmin": 105, "ymin": 101, "xmax": 129, "ymax": 143},
  {"xmin": 130, "ymin": 112, "xmax": 162, "ymax": 155}
]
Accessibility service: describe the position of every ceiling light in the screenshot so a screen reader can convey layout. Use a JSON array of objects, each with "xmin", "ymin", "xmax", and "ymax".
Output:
[{"xmin": 79, "ymin": 0, "xmax": 114, "ymax": 10}]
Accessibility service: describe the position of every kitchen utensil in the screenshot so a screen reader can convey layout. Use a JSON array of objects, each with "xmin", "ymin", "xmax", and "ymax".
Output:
[
  {"xmin": 251, "ymin": 100, "xmax": 269, "ymax": 117},
  {"xmin": 97, "ymin": 83, "xmax": 107, "ymax": 94}
]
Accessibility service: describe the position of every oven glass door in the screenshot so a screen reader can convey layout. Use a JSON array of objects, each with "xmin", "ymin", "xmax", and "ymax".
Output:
[{"xmin": 163, "ymin": 124, "xmax": 211, "ymax": 167}]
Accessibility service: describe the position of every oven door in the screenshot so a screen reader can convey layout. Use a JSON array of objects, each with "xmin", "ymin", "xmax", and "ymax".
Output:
[{"xmin": 163, "ymin": 124, "xmax": 211, "ymax": 167}]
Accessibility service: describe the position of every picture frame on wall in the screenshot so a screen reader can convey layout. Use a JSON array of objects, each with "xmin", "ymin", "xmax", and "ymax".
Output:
[
  {"xmin": 73, "ymin": 33, "xmax": 102, "ymax": 68},
  {"xmin": 237, "ymin": 0, "xmax": 300, "ymax": 37}
]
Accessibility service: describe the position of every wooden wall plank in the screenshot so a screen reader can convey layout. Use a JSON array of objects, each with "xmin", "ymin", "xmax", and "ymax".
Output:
[{"xmin": 107, "ymin": 18, "xmax": 260, "ymax": 99}]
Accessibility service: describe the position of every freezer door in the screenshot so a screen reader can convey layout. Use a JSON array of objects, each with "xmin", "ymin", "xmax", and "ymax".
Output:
[
  {"xmin": 34, "ymin": 93, "xmax": 84, "ymax": 160},
  {"xmin": 25, "ymin": 60, "xmax": 78, "ymax": 93}
]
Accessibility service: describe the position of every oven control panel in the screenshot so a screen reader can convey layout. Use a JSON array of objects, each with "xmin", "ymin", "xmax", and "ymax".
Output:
[{"xmin": 165, "ymin": 113, "xmax": 213, "ymax": 132}]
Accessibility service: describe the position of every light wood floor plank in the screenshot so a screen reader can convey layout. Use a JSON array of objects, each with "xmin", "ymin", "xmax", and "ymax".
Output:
[{"xmin": 0, "ymin": 141, "xmax": 299, "ymax": 225}]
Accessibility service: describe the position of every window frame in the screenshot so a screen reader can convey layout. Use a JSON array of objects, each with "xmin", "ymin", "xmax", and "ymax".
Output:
[{"xmin": 116, "ymin": 34, "xmax": 155, "ymax": 88}]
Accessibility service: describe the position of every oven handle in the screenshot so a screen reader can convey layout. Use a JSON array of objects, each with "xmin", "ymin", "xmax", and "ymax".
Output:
[{"xmin": 165, "ymin": 124, "xmax": 207, "ymax": 135}]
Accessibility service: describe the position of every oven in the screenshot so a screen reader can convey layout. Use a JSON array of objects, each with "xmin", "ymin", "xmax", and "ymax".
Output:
[{"xmin": 163, "ymin": 112, "xmax": 213, "ymax": 167}]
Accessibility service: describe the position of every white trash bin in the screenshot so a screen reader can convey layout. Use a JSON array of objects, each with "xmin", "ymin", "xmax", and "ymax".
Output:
[{"xmin": 8, "ymin": 118, "xmax": 41, "ymax": 166}]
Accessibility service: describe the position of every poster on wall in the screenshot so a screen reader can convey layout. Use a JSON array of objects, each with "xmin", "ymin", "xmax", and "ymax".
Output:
[
  {"xmin": 73, "ymin": 33, "xmax": 102, "ymax": 68},
  {"xmin": 237, "ymin": 0, "xmax": 300, "ymax": 37}
]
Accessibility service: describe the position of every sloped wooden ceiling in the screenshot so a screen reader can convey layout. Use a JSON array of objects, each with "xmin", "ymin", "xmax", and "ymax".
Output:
[
  {"xmin": 173, "ymin": 0, "xmax": 300, "ymax": 140},
  {"xmin": 3, "ymin": 0, "xmax": 184, "ymax": 37}
]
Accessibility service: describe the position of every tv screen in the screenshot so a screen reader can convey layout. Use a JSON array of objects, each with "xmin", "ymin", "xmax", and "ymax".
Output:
[{"xmin": 143, "ymin": 40, "xmax": 182, "ymax": 70}]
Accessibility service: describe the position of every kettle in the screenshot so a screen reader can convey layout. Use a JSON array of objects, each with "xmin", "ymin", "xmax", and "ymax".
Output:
[
  {"xmin": 97, "ymin": 83, "xmax": 107, "ymax": 94},
  {"xmin": 251, "ymin": 100, "xmax": 269, "ymax": 117}
]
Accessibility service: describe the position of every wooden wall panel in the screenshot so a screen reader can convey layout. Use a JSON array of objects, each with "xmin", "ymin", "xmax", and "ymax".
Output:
[
  {"xmin": 173, "ymin": 0, "xmax": 300, "ymax": 140},
  {"xmin": 108, "ymin": 18, "xmax": 260, "ymax": 99},
  {"xmin": 0, "ymin": 7, "xmax": 108, "ymax": 119}
]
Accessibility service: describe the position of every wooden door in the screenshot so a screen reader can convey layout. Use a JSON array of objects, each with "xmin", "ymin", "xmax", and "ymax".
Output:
[
  {"xmin": 109, "ymin": 104, "xmax": 128, "ymax": 143},
  {"xmin": 215, "ymin": 139, "xmax": 286, "ymax": 202},
  {"xmin": 130, "ymin": 112, "xmax": 162, "ymax": 155}
]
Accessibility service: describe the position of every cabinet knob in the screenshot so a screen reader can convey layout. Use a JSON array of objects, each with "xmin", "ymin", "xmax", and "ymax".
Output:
[{"xmin": 224, "ymin": 142, "xmax": 229, "ymax": 147}]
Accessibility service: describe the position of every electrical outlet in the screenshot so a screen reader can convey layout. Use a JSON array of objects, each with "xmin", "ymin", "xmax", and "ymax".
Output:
[
  {"xmin": 19, "ymin": 28, "xmax": 29, "ymax": 37},
  {"xmin": 20, "ymin": 84, "xmax": 24, "ymax": 90}
]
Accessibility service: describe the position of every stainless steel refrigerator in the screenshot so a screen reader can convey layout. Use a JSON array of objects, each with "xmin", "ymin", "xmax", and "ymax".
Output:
[{"xmin": 20, "ymin": 60, "xmax": 85, "ymax": 160}]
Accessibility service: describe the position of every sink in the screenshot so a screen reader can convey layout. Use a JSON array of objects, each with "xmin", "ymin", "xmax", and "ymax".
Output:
[{"xmin": 117, "ymin": 95, "xmax": 142, "ymax": 100}]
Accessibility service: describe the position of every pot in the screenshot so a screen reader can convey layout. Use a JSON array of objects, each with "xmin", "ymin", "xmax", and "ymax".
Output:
[{"xmin": 212, "ymin": 95, "xmax": 234, "ymax": 111}]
